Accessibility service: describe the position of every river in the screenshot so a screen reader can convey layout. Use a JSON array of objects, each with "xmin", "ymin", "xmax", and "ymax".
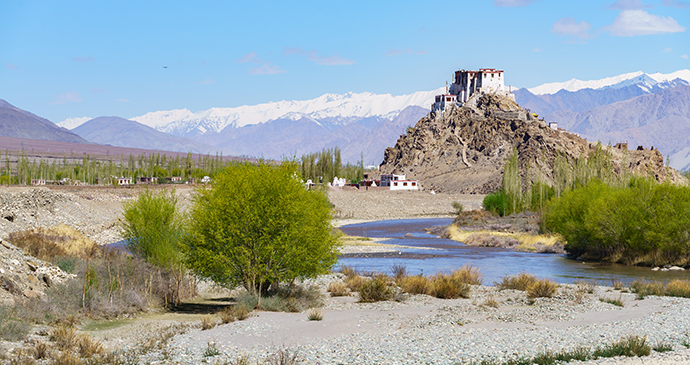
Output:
[{"xmin": 338, "ymin": 218, "xmax": 690, "ymax": 285}]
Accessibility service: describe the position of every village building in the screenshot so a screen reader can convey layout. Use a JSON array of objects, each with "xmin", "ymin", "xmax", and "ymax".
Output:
[
  {"xmin": 117, "ymin": 177, "xmax": 132, "ymax": 186},
  {"xmin": 137, "ymin": 176, "xmax": 158, "ymax": 184},
  {"xmin": 379, "ymin": 174, "xmax": 419, "ymax": 191},
  {"xmin": 432, "ymin": 68, "xmax": 514, "ymax": 112},
  {"xmin": 31, "ymin": 179, "xmax": 45, "ymax": 186},
  {"xmin": 201, "ymin": 176, "xmax": 211, "ymax": 184},
  {"xmin": 171, "ymin": 176, "xmax": 182, "ymax": 182}
]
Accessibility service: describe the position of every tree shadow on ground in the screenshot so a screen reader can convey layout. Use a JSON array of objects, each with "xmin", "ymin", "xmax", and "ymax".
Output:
[{"xmin": 168, "ymin": 297, "xmax": 236, "ymax": 314}]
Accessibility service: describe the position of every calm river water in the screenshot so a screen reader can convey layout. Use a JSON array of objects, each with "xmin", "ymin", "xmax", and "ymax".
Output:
[{"xmin": 338, "ymin": 218, "xmax": 690, "ymax": 285}]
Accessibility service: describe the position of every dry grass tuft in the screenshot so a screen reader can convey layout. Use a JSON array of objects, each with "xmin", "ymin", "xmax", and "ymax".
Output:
[
  {"xmin": 33, "ymin": 342, "xmax": 51, "ymax": 360},
  {"xmin": 430, "ymin": 273, "xmax": 470, "ymax": 299},
  {"xmin": 612, "ymin": 280, "xmax": 625, "ymax": 290},
  {"xmin": 631, "ymin": 279, "xmax": 665, "ymax": 298},
  {"xmin": 339, "ymin": 265, "xmax": 357, "ymax": 279},
  {"xmin": 307, "ymin": 308, "xmax": 323, "ymax": 321},
  {"xmin": 575, "ymin": 279, "xmax": 596, "ymax": 294},
  {"xmin": 497, "ymin": 272, "xmax": 537, "ymax": 291},
  {"xmin": 664, "ymin": 280, "xmax": 690, "ymax": 298},
  {"xmin": 50, "ymin": 325, "xmax": 78, "ymax": 350},
  {"xmin": 76, "ymin": 335, "xmax": 104, "ymax": 358},
  {"xmin": 526, "ymin": 279, "xmax": 559, "ymax": 299},
  {"xmin": 481, "ymin": 297, "xmax": 500, "ymax": 308},
  {"xmin": 398, "ymin": 275, "xmax": 431, "ymax": 295},
  {"xmin": 265, "ymin": 347, "xmax": 301, "ymax": 365},
  {"xmin": 327, "ymin": 282, "xmax": 349, "ymax": 297},
  {"xmin": 450, "ymin": 265, "xmax": 483, "ymax": 285},
  {"xmin": 345, "ymin": 275, "xmax": 366, "ymax": 292},
  {"xmin": 201, "ymin": 315, "xmax": 217, "ymax": 330},
  {"xmin": 219, "ymin": 307, "xmax": 236, "ymax": 324}
]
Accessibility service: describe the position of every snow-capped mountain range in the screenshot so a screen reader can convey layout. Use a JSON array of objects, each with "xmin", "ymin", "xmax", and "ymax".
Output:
[
  {"xmin": 528, "ymin": 69, "xmax": 690, "ymax": 95},
  {"xmin": 57, "ymin": 88, "xmax": 445, "ymax": 138}
]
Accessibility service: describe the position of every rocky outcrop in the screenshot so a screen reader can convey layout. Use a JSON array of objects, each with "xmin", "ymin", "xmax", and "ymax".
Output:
[{"xmin": 380, "ymin": 92, "xmax": 687, "ymax": 193}]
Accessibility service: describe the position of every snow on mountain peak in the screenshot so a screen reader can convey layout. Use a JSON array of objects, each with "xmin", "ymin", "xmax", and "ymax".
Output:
[
  {"xmin": 57, "ymin": 116, "xmax": 92, "ymax": 129},
  {"xmin": 527, "ymin": 69, "xmax": 690, "ymax": 95},
  {"xmin": 130, "ymin": 88, "xmax": 445, "ymax": 136}
]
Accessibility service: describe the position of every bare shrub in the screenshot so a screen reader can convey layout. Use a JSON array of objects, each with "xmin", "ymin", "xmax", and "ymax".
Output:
[
  {"xmin": 76, "ymin": 335, "xmax": 104, "ymax": 358},
  {"xmin": 33, "ymin": 342, "xmax": 50, "ymax": 360},
  {"xmin": 481, "ymin": 297, "xmax": 500, "ymax": 308},
  {"xmin": 50, "ymin": 325, "xmax": 78, "ymax": 350},
  {"xmin": 631, "ymin": 279, "xmax": 665, "ymax": 299},
  {"xmin": 527, "ymin": 279, "xmax": 558, "ymax": 299},
  {"xmin": 265, "ymin": 347, "xmax": 300, "ymax": 365},
  {"xmin": 575, "ymin": 279, "xmax": 595, "ymax": 294},
  {"xmin": 391, "ymin": 264, "xmax": 408, "ymax": 281},
  {"xmin": 345, "ymin": 275, "xmax": 366, "ymax": 292},
  {"xmin": 339, "ymin": 266, "xmax": 357, "ymax": 279}
]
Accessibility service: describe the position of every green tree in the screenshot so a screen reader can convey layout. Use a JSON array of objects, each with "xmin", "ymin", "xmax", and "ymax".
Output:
[
  {"xmin": 120, "ymin": 189, "xmax": 187, "ymax": 304},
  {"xmin": 184, "ymin": 160, "xmax": 339, "ymax": 298}
]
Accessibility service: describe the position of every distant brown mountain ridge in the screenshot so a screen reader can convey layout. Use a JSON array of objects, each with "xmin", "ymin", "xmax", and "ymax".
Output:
[
  {"xmin": 379, "ymin": 92, "xmax": 686, "ymax": 193},
  {"xmin": 0, "ymin": 100, "xmax": 88, "ymax": 144}
]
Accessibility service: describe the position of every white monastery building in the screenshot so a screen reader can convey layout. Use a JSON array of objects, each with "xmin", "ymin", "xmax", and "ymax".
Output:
[
  {"xmin": 379, "ymin": 174, "xmax": 419, "ymax": 191},
  {"xmin": 433, "ymin": 68, "xmax": 513, "ymax": 112}
]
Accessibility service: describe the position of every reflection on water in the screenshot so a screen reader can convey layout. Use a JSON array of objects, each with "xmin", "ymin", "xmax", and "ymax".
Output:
[{"xmin": 339, "ymin": 218, "xmax": 690, "ymax": 286}]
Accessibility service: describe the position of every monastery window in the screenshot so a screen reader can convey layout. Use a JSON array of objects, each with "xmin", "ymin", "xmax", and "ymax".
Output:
[
  {"xmin": 412, "ymin": 182, "xmax": 416, "ymax": 186},
  {"xmin": 394, "ymin": 182, "xmax": 398, "ymax": 186},
  {"xmin": 403, "ymin": 182, "xmax": 408, "ymax": 186}
]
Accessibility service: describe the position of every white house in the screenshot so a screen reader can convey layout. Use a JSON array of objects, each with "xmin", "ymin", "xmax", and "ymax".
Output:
[
  {"xmin": 379, "ymin": 174, "xmax": 419, "ymax": 191},
  {"xmin": 117, "ymin": 177, "xmax": 132, "ymax": 185}
]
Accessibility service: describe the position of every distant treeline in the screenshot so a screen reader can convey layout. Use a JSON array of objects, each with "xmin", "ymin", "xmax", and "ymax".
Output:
[
  {"xmin": 0, "ymin": 149, "xmax": 232, "ymax": 185},
  {"xmin": 300, "ymin": 147, "xmax": 365, "ymax": 184}
]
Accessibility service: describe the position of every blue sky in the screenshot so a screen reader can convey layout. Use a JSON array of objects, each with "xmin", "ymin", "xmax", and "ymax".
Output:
[{"xmin": 1, "ymin": 0, "xmax": 689, "ymax": 123}]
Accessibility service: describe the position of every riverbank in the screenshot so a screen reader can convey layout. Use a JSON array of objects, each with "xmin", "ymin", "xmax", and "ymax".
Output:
[{"xmin": 76, "ymin": 274, "xmax": 690, "ymax": 365}]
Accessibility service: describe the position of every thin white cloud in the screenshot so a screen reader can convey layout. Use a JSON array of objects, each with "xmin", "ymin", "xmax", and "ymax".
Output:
[
  {"xmin": 236, "ymin": 51, "xmax": 260, "ymax": 64},
  {"xmin": 283, "ymin": 46, "xmax": 355, "ymax": 65},
  {"xmin": 682, "ymin": 54, "xmax": 689, "ymax": 59},
  {"xmin": 6, "ymin": 63, "xmax": 17, "ymax": 70},
  {"xmin": 493, "ymin": 0, "xmax": 538, "ymax": 6},
  {"xmin": 663, "ymin": 47, "xmax": 673, "ymax": 52},
  {"xmin": 249, "ymin": 63, "xmax": 287, "ymax": 75},
  {"xmin": 72, "ymin": 56, "xmax": 94, "ymax": 62},
  {"xmin": 532, "ymin": 47, "xmax": 543, "ymax": 52},
  {"xmin": 606, "ymin": 0, "xmax": 651, "ymax": 10},
  {"xmin": 603, "ymin": 10, "xmax": 685, "ymax": 36},
  {"xmin": 200, "ymin": 61, "xmax": 207, "ymax": 65},
  {"xmin": 115, "ymin": 98, "xmax": 130, "ymax": 102},
  {"xmin": 386, "ymin": 47, "xmax": 428, "ymax": 56},
  {"xmin": 552, "ymin": 17, "xmax": 592, "ymax": 39},
  {"xmin": 91, "ymin": 87, "xmax": 108, "ymax": 94},
  {"xmin": 237, "ymin": 51, "xmax": 286, "ymax": 75},
  {"xmin": 50, "ymin": 91, "xmax": 82, "ymax": 105},
  {"xmin": 662, "ymin": 0, "xmax": 690, "ymax": 9},
  {"xmin": 196, "ymin": 77, "xmax": 215, "ymax": 84}
]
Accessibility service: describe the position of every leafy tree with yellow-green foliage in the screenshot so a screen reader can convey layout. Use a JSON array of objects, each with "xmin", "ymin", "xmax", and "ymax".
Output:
[{"xmin": 184, "ymin": 160, "xmax": 339, "ymax": 297}]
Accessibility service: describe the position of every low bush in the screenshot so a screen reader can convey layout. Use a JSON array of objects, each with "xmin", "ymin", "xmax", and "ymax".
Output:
[
  {"xmin": 327, "ymin": 282, "xmax": 349, "ymax": 297},
  {"xmin": 398, "ymin": 275, "xmax": 431, "ymax": 295},
  {"xmin": 482, "ymin": 190, "xmax": 508, "ymax": 217},
  {"xmin": 592, "ymin": 335, "xmax": 650, "ymax": 358},
  {"xmin": 265, "ymin": 347, "xmax": 301, "ymax": 365},
  {"xmin": 631, "ymin": 279, "xmax": 665, "ymax": 299},
  {"xmin": 664, "ymin": 279, "xmax": 690, "ymax": 298},
  {"xmin": 481, "ymin": 297, "xmax": 500, "ymax": 308},
  {"xmin": 451, "ymin": 201, "xmax": 464, "ymax": 215},
  {"xmin": 0, "ymin": 307, "xmax": 30, "ymax": 341},
  {"xmin": 653, "ymin": 342, "xmax": 674, "ymax": 353},
  {"xmin": 358, "ymin": 275, "xmax": 394, "ymax": 302},
  {"xmin": 526, "ymin": 279, "xmax": 558, "ymax": 299},
  {"xmin": 8, "ymin": 225, "xmax": 100, "ymax": 262},
  {"xmin": 391, "ymin": 264, "xmax": 408, "ymax": 281},
  {"xmin": 345, "ymin": 275, "xmax": 366, "ymax": 292},
  {"xmin": 219, "ymin": 307, "xmax": 236, "ymax": 324},
  {"xmin": 451, "ymin": 265, "xmax": 483, "ymax": 285},
  {"xmin": 430, "ymin": 274, "xmax": 470, "ymax": 299},
  {"xmin": 496, "ymin": 272, "xmax": 537, "ymax": 291},
  {"xmin": 235, "ymin": 284, "xmax": 323, "ymax": 313}
]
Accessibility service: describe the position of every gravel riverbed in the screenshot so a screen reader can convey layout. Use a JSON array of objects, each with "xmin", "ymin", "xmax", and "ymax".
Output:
[{"xmin": 113, "ymin": 275, "xmax": 690, "ymax": 365}]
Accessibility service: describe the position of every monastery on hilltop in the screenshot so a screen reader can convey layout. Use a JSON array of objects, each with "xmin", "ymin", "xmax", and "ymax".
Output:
[{"xmin": 432, "ymin": 68, "xmax": 514, "ymax": 112}]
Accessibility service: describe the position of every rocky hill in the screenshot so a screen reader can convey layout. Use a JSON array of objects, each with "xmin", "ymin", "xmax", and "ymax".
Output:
[{"xmin": 380, "ymin": 92, "xmax": 686, "ymax": 193}]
